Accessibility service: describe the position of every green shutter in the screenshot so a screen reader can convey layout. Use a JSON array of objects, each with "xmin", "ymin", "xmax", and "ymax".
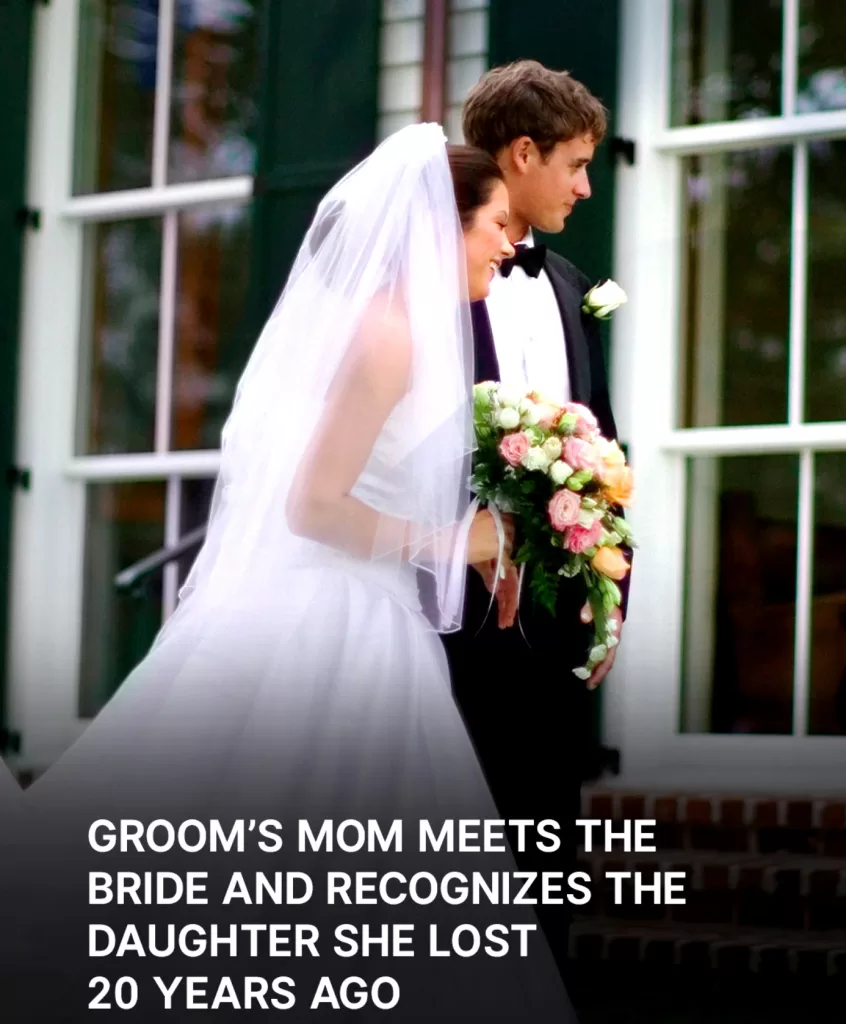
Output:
[
  {"xmin": 248, "ymin": 0, "xmax": 381, "ymax": 328},
  {"xmin": 488, "ymin": 0, "xmax": 621, "ymax": 286},
  {"xmin": 0, "ymin": 1, "xmax": 35, "ymax": 747}
]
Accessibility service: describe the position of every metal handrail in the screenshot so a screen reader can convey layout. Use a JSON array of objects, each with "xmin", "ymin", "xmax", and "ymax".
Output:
[{"xmin": 114, "ymin": 525, "xmax": 208, "ymax": 592}]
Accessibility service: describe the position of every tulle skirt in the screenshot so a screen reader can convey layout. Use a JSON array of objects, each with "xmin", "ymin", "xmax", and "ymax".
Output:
[{"xmin": 8, "ymin": 562, "xmax": 578, "ymax": 1022}]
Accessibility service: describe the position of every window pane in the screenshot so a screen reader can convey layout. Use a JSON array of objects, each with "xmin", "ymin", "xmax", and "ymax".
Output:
[
  {"xmin": 680, "ymin": 148, "xmax": 792, "ymax": 428},
  {"xmin": 79, "ymin": 482, "xmax": 166, "ymax": 718},
  {"xmin": 171, "ymin": 203, "xmax": 253, "ymax": 450},
  {"xmin": 77, "ymin": 219, "xmax": 162, "ymax": 455},
  {"xmin": 176, "ymin": 477, "xmax": 217, "ymax": 582},
  {"xmin": 806, "ymin": 140, "xmax": 846, "ymax": 423},
  {"xmin": 169, "ymin": 0, "xmax": 260, "ymax": 183},
  {"xmin": 798, "ymin": 0, "xmax": 846, "ymax": 113},
  {"xmin": 681, "ymin": 454, "xmax": 799, "ymax": 735},
  {"xmin": 671, "ymin": 0, "xmax": 783, "ymax": 127},
  {"xmin": 809, "ymin": 452, "xmax": 846, "ymax": 735},
  {"xmin": 75, "ymin": 0, "xmax": 158, "ymax": 194}
]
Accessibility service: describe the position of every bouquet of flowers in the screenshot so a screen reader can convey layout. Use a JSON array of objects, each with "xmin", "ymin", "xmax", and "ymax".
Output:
[{"xmin": 471, "ymin": 382, "xmax": 635, "ymax": 680}]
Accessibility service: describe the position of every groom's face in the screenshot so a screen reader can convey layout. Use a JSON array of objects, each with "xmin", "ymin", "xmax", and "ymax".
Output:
[{"xmin": 508, "ymin": 133, "xmax": 596, "ymax": 235}]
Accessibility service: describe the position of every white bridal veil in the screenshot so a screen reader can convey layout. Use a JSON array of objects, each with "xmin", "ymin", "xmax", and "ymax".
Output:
[{"xmin": 170, "ymin": 120, "xmax": 476, "ymax": 637}]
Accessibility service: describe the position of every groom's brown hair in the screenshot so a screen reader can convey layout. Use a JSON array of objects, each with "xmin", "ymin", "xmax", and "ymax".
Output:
[{"xmin": 462, "ymin": 60, "xmax": 608, "ymax": 159}]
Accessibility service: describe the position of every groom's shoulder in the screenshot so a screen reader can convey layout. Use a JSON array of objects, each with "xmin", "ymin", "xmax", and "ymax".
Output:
[{"xmin": 545, "ymin": 249, "xmax": 591, "ymax": 295}]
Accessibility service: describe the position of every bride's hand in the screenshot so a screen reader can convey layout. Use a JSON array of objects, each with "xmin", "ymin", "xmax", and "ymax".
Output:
[
  {"xmin": 466, "ymin": 509, "xmax": 514, "ymax": 565},
  {"xmin": 467, "ymin": 509, "xmax": 519, "ymax": 629},
  {"xmin": 471, "ymin": 560, "xmax": 520, "ymax": 629}
]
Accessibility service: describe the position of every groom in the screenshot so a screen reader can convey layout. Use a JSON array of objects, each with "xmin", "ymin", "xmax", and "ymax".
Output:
[{"xmin": 443, "ymin": 60, "xmax": 631, "ymax": 975}]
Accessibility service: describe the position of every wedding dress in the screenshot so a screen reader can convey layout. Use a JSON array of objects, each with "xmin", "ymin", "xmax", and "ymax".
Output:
[{"xmin": 9, "ymin": 125, "xmax": 578, "ymax": 1022}]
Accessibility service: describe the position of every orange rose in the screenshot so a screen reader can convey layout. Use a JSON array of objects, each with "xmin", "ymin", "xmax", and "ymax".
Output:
[
  {"xmin": 592, "ymin": 545, "xmax": 630, "ymax": 581},
  {"xmin": 601, "ymin": 464, "xmax": 634, "ymax": 507}
]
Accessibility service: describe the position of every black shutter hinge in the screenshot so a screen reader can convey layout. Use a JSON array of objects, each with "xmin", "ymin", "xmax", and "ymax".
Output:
[
  {"xmin": 16, "ymin": 207, "xmax": 41, "ymax": 230},
  {"xmin": 0, "ymin": 728, "xmax": 21, "ymax": 756},
  {"xmin": 609, "ymin": 137, "xmax": 636, "ymax": 166},
  {"xmin": 7, "ymin": 466, "xmax": 31, "ymax": 490}
]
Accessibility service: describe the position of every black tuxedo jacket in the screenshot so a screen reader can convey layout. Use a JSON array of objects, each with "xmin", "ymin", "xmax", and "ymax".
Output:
[{"xmin": 469, "ymin": 248, "xmax": 632, "ymax": 636}]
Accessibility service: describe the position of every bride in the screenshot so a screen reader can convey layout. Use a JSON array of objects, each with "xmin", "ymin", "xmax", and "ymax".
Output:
[
  {"xmin": 23, "ymin": 124, "xmax": 519, "ymax": 818},
  {"xmin": 7, "ymin": 125, "xmax": 578, "ymax": 1021}
]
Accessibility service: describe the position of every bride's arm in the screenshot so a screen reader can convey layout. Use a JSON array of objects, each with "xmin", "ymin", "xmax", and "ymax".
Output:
[
  {"xmin": 285, "ymin": 298, "xmax": 414, "ymax": 558},
  {"xmin": 286, "ymin": 299, "xmax": 504, "ymax": 565}
]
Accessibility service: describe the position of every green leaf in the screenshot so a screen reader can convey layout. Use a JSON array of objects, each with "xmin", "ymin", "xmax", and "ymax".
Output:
[
  {"xmin": 529, "ymin": 563, "xmax": 559, "ymax": 617},
  {"xmin": 514, "ymin": 540, "xmax": 533, "ymax": 564},
  {"xmin": 558, "ymin": 561, "xmax": 581, "ymax": 578}
]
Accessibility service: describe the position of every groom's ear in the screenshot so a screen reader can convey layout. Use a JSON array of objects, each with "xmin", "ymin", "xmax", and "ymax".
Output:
[{"xmin": 508, "ymin": 136, "xmax": 536, "ymax": 174}]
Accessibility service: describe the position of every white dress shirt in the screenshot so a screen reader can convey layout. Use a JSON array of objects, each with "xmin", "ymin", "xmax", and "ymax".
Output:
[{"xmin": 485, "ymin": 231, "xmax": 571, "ymax": 406}]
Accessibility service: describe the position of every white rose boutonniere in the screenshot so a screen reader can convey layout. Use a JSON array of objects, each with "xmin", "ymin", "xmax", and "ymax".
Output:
[{"xmin": 582, "ymin": 279, "xmax": 627, "ymax": 320}]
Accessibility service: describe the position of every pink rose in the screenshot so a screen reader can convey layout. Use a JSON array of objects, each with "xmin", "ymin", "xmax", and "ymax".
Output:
[
  {"xmin": 562, "ymin": 437, "xmax": 599, "ymax": 474},
  {"xmin": 548, "ymin": 489, "xmax": 581, "ymax": 532},
  {"xmin": 499, "ymin": 431, "xmax": 530, "ymax": 467},
  {"xmin": 565, "ymin": 520, "xmax": 603, "ymax": 554},
  {"xmin": 565, "ymin": 402, "xmax": 599, "ymax": 438}
]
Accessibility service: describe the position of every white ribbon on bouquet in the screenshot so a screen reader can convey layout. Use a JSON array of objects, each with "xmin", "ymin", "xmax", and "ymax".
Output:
[{"xmin": 469, "ymin": 499, "xmax": 531, "ymax": 645}]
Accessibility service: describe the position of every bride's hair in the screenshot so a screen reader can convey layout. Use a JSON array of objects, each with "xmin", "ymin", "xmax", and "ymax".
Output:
[
  {"xmin": 308, "ymin": 145, "xmax": 501, "ymax": 259},
  {"xmin": 446, "ymin": 144, "xmax": 504, "ymax": 228}
]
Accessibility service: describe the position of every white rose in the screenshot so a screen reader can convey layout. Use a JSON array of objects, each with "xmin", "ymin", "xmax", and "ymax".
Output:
[
  {"xmin": 522, "ymin": 447, "xmax": 552, "ymax": 473},
  {"xmin": 549, "ymin": 460, "xmax": 574, "ymax": 485},
  {"xmin": 497, "ymin": 385, "xmax": 523, "ymax": 408},
  {"xmin": 536, "ymin": 403, "xmax": 559, "ymax": 426},
  {"xmin": 583, "ymin": 279, "xmax": 627, "ymax": 319},
  {"xmin": 542, "ymin": 436, "xmax": 562, "ymax": 461},
  {"xmin": 497, "ymin": 407, "xmax": 521, "ymax": 429},
  {"xmin": 578, "ymin": 507, "xmax": 603, "ymax": 529},
  {"xmin": 596, "ymin": 436, "xmax": 626, "ymax": 466},
  {"xmin": 519, "ymin": 400, "xmax": 541, "ymax": 426}
]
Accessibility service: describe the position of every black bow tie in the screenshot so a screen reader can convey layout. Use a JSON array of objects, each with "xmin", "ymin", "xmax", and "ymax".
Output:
[{"xmin": 500, "ymin": 243, "xmax": 547, "ymax": 278}]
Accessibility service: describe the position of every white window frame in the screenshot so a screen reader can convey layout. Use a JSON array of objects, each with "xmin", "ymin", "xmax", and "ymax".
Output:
[
  {"xmin": 9, "ymin": 0, "xmax": 253, "ymax": 770},
  {"xmin": 605, "ymin": 0, "xmax": 846, "ymax": 793}
]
